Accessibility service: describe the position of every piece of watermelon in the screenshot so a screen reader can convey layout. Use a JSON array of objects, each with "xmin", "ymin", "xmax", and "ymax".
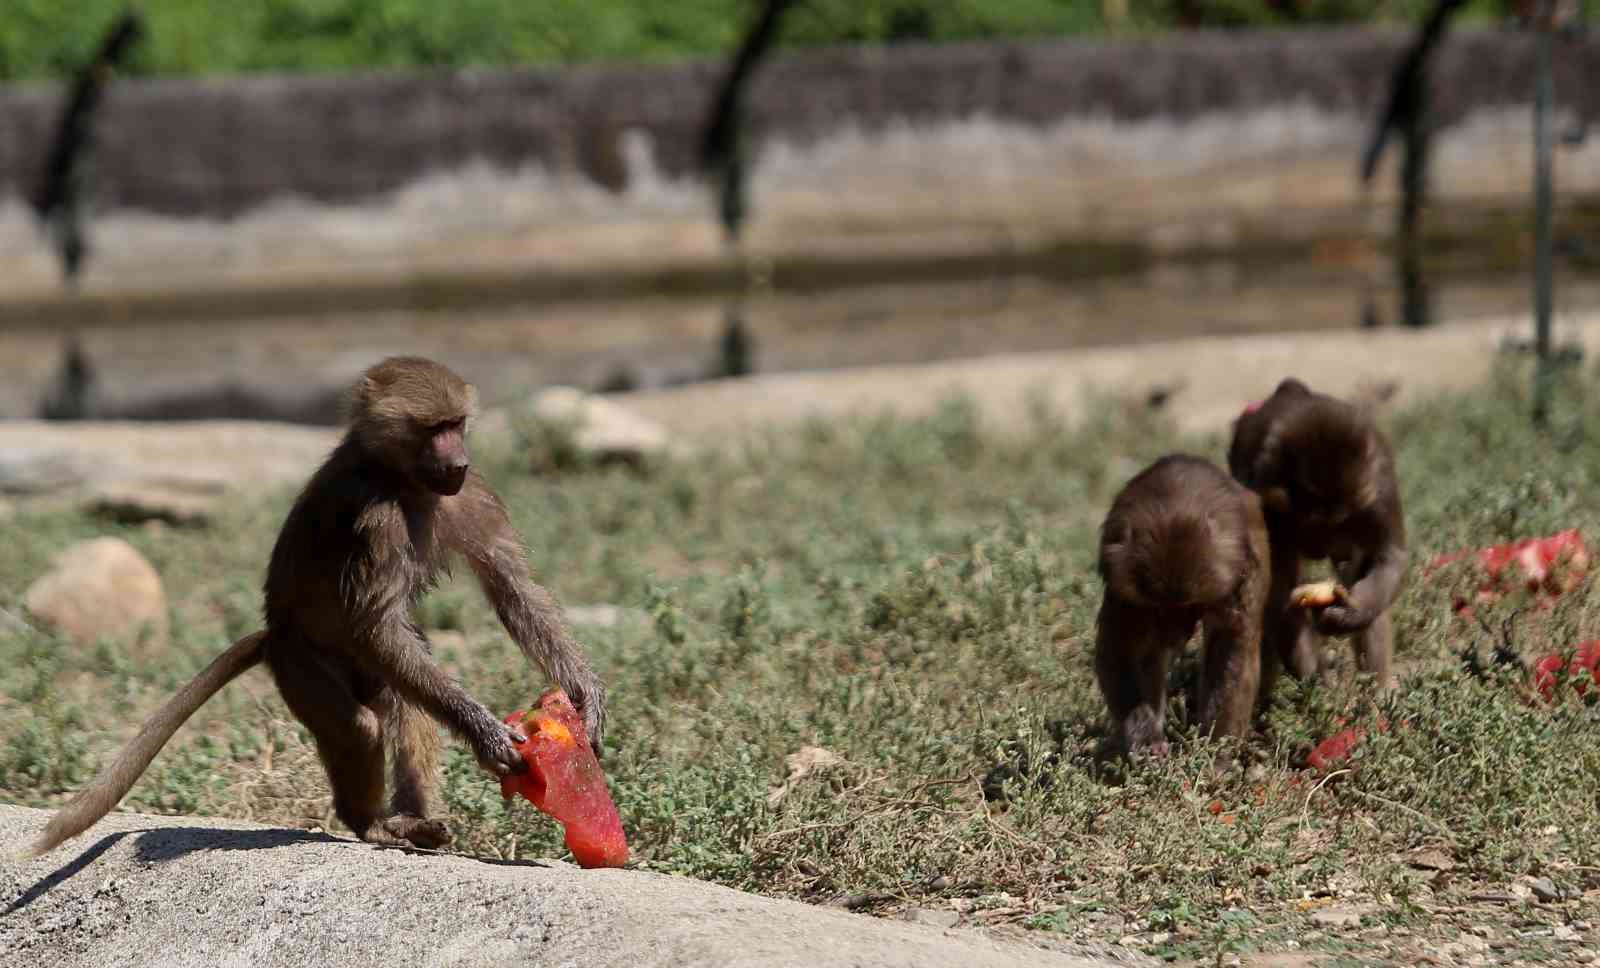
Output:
[
  {"xmin": 1531, "ymin": 640, "xmax": 1600, "ymax": 703},
  {"xmin": 1427, "ymin": 530, "xmax": 1589, "ymax": 614},
  {"xmin": 1305, "ymin": 718, "xmax": 1391, "ymax": 771},
  {"xmin": 499, "ymin": 689, "xmax": 628, "ymax": 869}
]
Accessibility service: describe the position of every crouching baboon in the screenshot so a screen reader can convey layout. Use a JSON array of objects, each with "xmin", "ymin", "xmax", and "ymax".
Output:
[
  {"xmin": 29, "ymin": 356, "xmax": 607, "ymax": 857},
  {"xmin": 1095, "ymin": 455, "xmax": 1270, "ymax": 757},
  {"xmin": 1228, "ymin": 378, "xmax": 1408, "ymax": 697}
]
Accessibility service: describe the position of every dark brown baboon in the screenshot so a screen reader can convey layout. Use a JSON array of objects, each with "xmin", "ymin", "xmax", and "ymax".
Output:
[
  {"xmin": 1095, "ymin": 455, "xmax": 1270, "ymax": 757},
  {"xmin": 29, "ymin": 356, "xmax": 607, "ymax": 857},
  {"xmin": 1228, "ymin": 378, "xmax": 1408, "ymax": 699}
]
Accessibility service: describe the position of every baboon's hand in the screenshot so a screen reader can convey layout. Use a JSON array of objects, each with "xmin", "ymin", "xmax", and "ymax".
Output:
[
  {"xmin": 1314, "ymin": 602, "xmax": 1373, "ymax": 636},
  {"xmin": 475, "ymin": 720, "xmax": 528, "ymax": 777}
]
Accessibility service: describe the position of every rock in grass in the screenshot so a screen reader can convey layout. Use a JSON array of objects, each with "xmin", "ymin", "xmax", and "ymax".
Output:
[
  {"xmin": 86, "ymin": 484, "xmax": 218, "ymax": 527},
  {"xmin": 23, "ymin": 537, "xmax": 168, "ymax": 649},
  {"xmin": 521, "ymin": 386, "xmax": 670, "ymax": 468},
  {"xmin": 1528, "ymin": 877, "xmax": 1564, "ymax": 903}
]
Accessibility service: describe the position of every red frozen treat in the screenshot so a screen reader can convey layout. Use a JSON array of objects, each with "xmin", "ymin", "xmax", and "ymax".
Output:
[
  {"xmin": 499, "ymin": 689, "xmax": 628, "ymax": 868},
  {"xmin": 1532, "ymin": 640, "xmax": 1600, "ymax": 703}
]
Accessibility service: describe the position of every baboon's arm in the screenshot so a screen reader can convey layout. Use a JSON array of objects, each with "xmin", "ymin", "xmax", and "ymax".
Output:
[{"xmin": 449, "ymin": 475, "xmax": 607, "ymax": 754}]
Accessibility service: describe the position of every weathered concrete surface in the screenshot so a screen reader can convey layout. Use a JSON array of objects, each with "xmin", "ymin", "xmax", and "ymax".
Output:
[
  {"xmin": 0, "ymin": 420, "xmax": 336, "ymax": 498},
  {"xmin": 2, "ymin": 27, "xmax": 1594, "ymax": 217},
  {"xmin": 611, "ymin": 310, "xmax": 1600, "ymax": 439},
  {"xmin": 0, "ymin": 805, "xmax": 1117, "ymax": 968},
  {"xmin": 2, "ymin": 25, "xmax": 1598, "ymax": 317},
  {"xmin": 0, "ymin": 312, "xmax": 1590, "ymax": 507}
]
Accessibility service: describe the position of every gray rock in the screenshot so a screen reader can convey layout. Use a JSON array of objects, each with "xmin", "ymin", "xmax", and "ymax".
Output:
[
  {"xmin": 1308, "ymin": 905, "xmax": 1369, "ymax": 929},
  {"xmin": 0, "ymin": 805, "xmax": 1113, "ymax": 968},
  {"xmin": 23, "ymin": 537, "xmax": 168, "ymax": 649},
  {"xmin": 86, "ymin": 484, "xmax": 219, "ymax": 527},
  {"xmin": 521, "ymin": 386, "xmax": 672, "ymax": 465}
]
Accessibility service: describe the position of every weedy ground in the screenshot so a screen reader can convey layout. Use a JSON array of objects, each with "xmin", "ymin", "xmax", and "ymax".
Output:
[{"xmin": 3, "ymin": 362, "xmax": 1598, "ymax": 966}]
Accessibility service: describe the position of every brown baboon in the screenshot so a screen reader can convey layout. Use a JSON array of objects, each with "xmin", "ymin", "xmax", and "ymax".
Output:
[
  {"xmin": 1095, "ymin": 455, "xmax": 1270, "ymax": 757},
  {"xmin": 29, "ymin": 357, "xmax": 607, "ymax": 857},
  {"xmin": 1228, "ymin": 378, "xmax": 1407, "ymax": 699}
]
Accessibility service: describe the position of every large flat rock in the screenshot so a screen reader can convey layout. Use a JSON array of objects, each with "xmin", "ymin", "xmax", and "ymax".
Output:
[{"xmin": 0, "ymin": 805, "xmax": 1115, "ymax": 968}]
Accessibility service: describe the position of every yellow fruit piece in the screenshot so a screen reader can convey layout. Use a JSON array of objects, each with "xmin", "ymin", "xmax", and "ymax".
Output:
[
  {"xmin": 1290, "ymin": 581, "xmax": 1347, "ymax": 608},
  {"xmin": 537, "ymin": 718, "xmax": 575, "ymax": 745}
]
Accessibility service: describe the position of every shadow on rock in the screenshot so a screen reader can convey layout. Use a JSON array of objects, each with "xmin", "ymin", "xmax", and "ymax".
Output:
[
  {"xmin": 6, "ymin": 830, "xmax": 129, "ymax": 916},
  {"xmin": 131, "ymin": 824, "xmax": 337, "ymax": 863}
]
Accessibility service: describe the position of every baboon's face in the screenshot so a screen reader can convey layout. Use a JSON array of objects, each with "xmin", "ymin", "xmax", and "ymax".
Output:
[{"xmin": 419, "ymin": 417, "xmax": 470, "ymax": 495}]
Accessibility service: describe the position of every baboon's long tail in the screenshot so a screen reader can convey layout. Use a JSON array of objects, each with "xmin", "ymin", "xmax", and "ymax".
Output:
[{"xmin": 27, "ymin": 630, "xmax": 267, "ymax": 857}]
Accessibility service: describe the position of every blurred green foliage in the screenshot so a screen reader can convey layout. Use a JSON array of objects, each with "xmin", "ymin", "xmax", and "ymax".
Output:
[{"xmin": 0, "ymin": 0, "xmax": 1535, "ymax": 82}]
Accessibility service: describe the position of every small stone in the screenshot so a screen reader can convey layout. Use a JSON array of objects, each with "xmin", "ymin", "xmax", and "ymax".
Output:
[
  {"xmin": 1529, "ymin": 877, "xmax": 1563, "ymax": 902},
  {"xmin": 24, "ymin": 537, "xmax": 168, "ymax": 649},
  {"xmin": 1148, "ymin": 932, "xmax": 1170, "ymax": 945},
  {"xmin": 1407, "ymin": 849, "xmax": 1457, "ymax": 872},
  {"xmin": 1554, "ymin": 925, "xmax": 1579, "ymax": 942},
  {"xmin": 1310, "ymin": 907, "xmax": 1366, "ymax": 929},
  {"xmin": 520, "ymin": 386, "xmax": 671, "ymax": 467}
]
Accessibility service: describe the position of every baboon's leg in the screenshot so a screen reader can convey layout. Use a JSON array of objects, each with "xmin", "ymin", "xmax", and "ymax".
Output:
[
  {"xmin": 382, "ymin": 693, "xmax": 451, "ymax": 849},
  {"xmin": 1196, "ymin": 601, "xmax": 1263, "ymax": 744},
  {"xmin": 1265, "ymin": 543, "xmax": 1320, "ymax": 682},
  {"xmin": 1095, "ymin": 599, "xmax": 1191, "ymax": 756},
  {"xmin": 1336, "ymin": 554, "xmax": 1396, "ymax": 686},
  {"xmin": 268, "ymin": 645, "xmax": 392, "ymax": 844},
  {"xmin": 1352, "ymin": 609, "xmax": 1395, "ymax": 684}
]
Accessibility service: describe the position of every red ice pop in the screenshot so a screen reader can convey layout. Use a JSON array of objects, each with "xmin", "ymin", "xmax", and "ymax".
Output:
[{"xmin": 499, "ymin": 689, "xmax": 628, "ymax": 869}]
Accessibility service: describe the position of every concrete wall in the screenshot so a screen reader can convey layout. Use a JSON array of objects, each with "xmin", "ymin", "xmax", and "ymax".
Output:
[{"xmin": 1, "ymin": 26, "xmax": 1594, "ymax": 217}]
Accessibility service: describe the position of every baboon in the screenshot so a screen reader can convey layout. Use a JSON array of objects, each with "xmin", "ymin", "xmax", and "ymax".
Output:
[
  {"xmin": 1095, "ymin": 455, "xmax": 1270, "ymax": 757},
  {"xmin": 1228, "ymin": 378, "xmax": 1408, "ymax": 698},
  {"xmin": 29, "ymin": 357, "xmax": 607, "ymax": 857}
]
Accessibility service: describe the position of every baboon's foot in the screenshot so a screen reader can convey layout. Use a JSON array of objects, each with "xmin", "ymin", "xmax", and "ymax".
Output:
[{"xmin": 377, "ymin": 814, "xmax": 453, "ymax": 850}]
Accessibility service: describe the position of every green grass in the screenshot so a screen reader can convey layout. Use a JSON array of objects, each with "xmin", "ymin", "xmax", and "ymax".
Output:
[{"xmin": 4, "ymin": 362, "xmax": 1599, "ymax": 964}]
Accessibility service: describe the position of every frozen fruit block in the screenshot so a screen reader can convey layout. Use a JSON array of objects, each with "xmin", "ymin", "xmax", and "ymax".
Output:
[
  {"xmin": 1532, "ymin": 640, "xmax": 1600, "ymax": 704},
  {"xmin": 499, "ymin": 689, "xmax": 628, "ymax": 869}
]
